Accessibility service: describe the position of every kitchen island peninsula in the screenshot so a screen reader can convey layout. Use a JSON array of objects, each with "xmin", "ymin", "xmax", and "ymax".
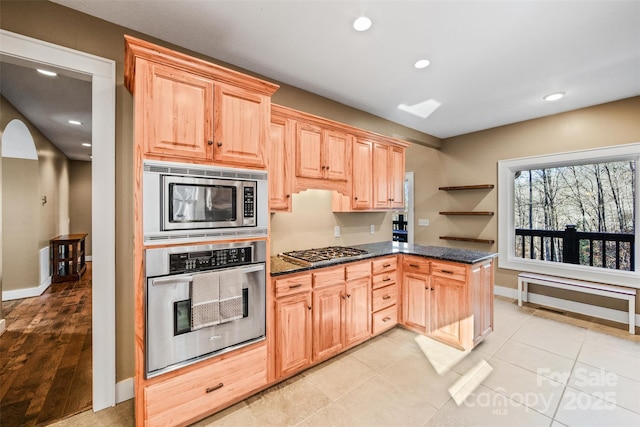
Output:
[{"xmin": 269, "ymin": 242, "xmax": 496, "ymax": 382}]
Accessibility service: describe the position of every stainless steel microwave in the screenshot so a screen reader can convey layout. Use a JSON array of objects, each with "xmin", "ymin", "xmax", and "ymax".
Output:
[{"xmin": 143, "ymin": 160, "xmax": 268, "ymax": 244}]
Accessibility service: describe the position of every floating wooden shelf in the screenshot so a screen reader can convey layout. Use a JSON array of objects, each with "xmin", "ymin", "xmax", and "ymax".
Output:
[
  {"xmin": 439, "ymin": 211, "xmax": 494, "ymax": 216},
  {"xmin": 439, "ymin": 184, "xmax": 494, "ymax": 191},
  {"xmin": 440, "ymin": 236, "xmax": 495, "ymax": 244}
]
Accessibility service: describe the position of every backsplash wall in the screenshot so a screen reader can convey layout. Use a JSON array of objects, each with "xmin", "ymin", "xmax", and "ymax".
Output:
[{"xmin": 269, "ymin": 189, "xmax": 394, "ymax": 255}]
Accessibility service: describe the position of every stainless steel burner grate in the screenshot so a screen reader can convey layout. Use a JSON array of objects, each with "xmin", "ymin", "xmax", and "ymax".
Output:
[{"xmin": 279, "ymin": 246, "xmax": 369, "ymax": 266}]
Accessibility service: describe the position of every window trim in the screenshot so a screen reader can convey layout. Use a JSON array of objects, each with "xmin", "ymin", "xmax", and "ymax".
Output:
[{"xmin": 498, "ymin": 142, "xmax": 640, "ymax": 288}]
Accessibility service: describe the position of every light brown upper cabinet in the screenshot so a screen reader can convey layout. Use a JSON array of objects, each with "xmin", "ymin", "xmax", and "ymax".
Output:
[
  {"xmin": 136, "ymin": 59, "xmax": 215, "ymax": 162},
  {"xmin": 124, "ymin": 35, "xmax": 278, "ymax": 169},
  {"xmin": 295, "ymin": 123, "xmax": 350, "ymax": 182},
  {"xmin": 269, "ymin": 112, "xmax": 294, "ymax": 212},
  {"xmin": 373, "ymin": 143, "xmax": 405, "ymax": 210},
  {"xmin": 213, "ymin": 83, "xmax": 270, "ymax": 168},
  {"xmin": 351, "ymin": 139, "xmax": 374, "ymax": 210},
  {"xmin": 334, "ymin": 139, "xmax": 406, "ymax": 212}
]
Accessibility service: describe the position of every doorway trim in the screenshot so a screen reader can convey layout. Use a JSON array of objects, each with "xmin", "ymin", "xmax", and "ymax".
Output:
[{"xmin": 0, "ymin": 30, "xmax": 116, "ymax": 411}]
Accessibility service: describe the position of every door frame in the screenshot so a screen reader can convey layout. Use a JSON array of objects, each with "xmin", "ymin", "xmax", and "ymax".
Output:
[{"xmin": 0, "ymin": 29, "xmax": 116, "ymax": 411}]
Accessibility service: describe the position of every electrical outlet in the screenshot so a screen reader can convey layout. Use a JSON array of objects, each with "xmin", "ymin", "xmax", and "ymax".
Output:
[
  {"xmin": 334, "ymin": 225, "xmax": 341, "ymax": 237},
  {"xmin": 418, "ymin": 219, "xmax": 429, "ymax": 226},
  {"xmin": 370, "ymin": 224, "xmax": 375, "ymax": 234}
]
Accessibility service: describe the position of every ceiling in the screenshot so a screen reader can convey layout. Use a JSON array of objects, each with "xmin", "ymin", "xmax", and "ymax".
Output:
[
  {"xmin": 0, "ymin": 57, "xmax": 92, "ymax": 161},
  {"xmin": 3, "ymin": 1, "xmax": 639, "ymax": 161}
]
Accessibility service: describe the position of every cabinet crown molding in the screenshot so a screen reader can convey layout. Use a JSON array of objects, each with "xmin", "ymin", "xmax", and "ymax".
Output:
[
  {"xmin": 272, "ymin": 104, "xmax": 410, "ymax": 148},
  {"xmin": 124, "ymin": 35, "xmax": 279, "ymax": 96}
]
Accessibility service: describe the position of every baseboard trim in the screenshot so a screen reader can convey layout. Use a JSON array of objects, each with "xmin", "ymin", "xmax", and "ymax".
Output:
[
  {"xmin": 2, "ymin": 277, "xmax": 51, "ymax": 301},
  {"xmin": 115, "ymin": 377, "xmax": 134, "ymax": 404},
  {"xmin": 494, "ymin": 285, "xmax": 640, "ymax": 326}
]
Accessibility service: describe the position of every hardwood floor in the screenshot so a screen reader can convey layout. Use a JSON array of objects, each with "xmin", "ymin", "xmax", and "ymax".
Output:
[{"xmin": 1, "ymin": 262, "xmax": 92, "ymax": 426}]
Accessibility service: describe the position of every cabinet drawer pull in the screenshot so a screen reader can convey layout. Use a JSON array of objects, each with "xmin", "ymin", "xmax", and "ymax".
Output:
[
  {"xmin": 440, "ymin": 270, "xmax": 454, "ymax": 274},
  {"xmin": 206, "ymin": 383, "xmax": 224, "ymax": 393},
  {"xmin": 288, "ymin": 283, "xmax": 303, "ymax": 289},
  {"xmin": 382, "ymin": 263, "xmax": 391, "ymax": 268},
  {"xmin": 409, "ymin": 264, "xmax": 420, "ymax": 268},
  {"xmin": 382, "ymin": 317, "xmax": 391, "ymax": 322},
  {"xmin": 382, "ymin": 295, "xmax": 391, "ymax": 300},
  {"xmin": 382, "ymin": 277, "xmax": 391, "ymax": 282}
]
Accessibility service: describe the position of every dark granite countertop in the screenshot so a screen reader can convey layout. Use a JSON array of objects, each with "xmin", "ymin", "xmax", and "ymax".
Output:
[{"xmin": 271, "ymin": 241, "xmax": 497, "ymax": 276}]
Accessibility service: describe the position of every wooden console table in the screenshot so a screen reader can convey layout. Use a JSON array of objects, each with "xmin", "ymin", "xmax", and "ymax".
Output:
[{"xmin": 50, "ymin": 233, "xmax": 88, "ymax": 283}]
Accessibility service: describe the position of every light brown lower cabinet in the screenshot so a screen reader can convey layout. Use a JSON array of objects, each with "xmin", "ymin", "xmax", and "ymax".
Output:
[
  {"xmin": 143, "ymin": 343, "xmax": 267, "ymax": 427},
  {"xmin": 274, "ymin": 291, "xmax": 313, "ymax": 378},
  {"xmin": 371, "ymin": 256, "xmax": 398, "ymax": 335},
  {"xmin": 344, "ymin": 275, "xmax": 372, "ymax": 346},
  {"xmin": 313, "ymin": 283, "xmax": 345, "ymax": 360},
  {"xmin": 401, "ymin": 256, "xmax": 494, "ymax": 351}
]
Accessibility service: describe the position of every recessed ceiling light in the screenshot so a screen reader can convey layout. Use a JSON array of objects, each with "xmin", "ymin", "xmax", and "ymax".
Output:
[
  {"xmin": 37, "ymin": 69, "xmax": 57, "ymax": 77},
  {"xmin": 82, "ymin": 143, "xmax": 92, "ymax": 147},
  {"xmin": 353, "ymin": 16, "xmax": 372, "ymax": 32},
  {"xmin": 414, "ymin": 59, "xmax": 431, "ymax": 69},
  {"xmin": 543, "ymin": 92, "xmax": 565, "ymax": 101},
  {"xmin": 68, "ymin": 120, "xmax": 82, "ymax": 125}
]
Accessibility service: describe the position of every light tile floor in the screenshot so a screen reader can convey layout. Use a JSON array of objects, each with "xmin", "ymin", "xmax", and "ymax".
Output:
[{"xmin": 49, "ymin": 297, "xmax": 640, "ymax": 427}]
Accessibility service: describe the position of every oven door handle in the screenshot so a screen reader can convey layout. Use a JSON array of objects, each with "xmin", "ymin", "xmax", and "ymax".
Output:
[{"xmin": 150, "ymin": 263, "xmax": 265, "ymax": 286}]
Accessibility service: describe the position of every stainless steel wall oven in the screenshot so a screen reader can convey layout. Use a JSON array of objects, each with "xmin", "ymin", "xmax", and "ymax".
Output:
[{"xmin": 145, "ymin": 240, "xmax": 266, "ymax": 378}]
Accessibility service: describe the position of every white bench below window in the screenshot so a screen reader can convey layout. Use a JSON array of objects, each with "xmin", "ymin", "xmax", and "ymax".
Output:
[{"xmin": 517, "ymin": 272, "xmax": 636, "ymax": 334}]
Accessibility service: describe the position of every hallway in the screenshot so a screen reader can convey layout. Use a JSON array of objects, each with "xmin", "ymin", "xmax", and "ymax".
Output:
[{"xmin": 0, "ymin": 262, "xmax": 92, "ymax": 426}]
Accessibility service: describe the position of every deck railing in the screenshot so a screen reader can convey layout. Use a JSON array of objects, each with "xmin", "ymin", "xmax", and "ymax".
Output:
[{"xmin": 515, "ymin": 225, "xmax": 635, "ymax": 271}]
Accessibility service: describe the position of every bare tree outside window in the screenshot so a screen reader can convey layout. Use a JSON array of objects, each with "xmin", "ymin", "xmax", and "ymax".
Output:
[{"xmin": 514, "ymin": 161, "xmax": 636, "ymax": 271}]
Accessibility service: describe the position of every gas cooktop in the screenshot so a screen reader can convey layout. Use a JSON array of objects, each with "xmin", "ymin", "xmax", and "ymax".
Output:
[{"xmin": 279, "ymin": 246, "xmax": 369, "ymax": 266}]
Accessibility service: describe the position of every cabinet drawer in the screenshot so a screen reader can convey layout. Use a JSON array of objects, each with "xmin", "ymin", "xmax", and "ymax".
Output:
[
  {"xmin": 345, "ymin": 261, "xmax": 371, "ymax": 281},
  {"xmin": 372, "ymin": 284, "xmax": 397, "ymax": 312},
  {"xmin": 402, "ymin": 256, "xmax": 430, "ymax": 275},
  {"xmin": 372, "ymin": 271, "xmax": 396, "ymax": 290},
  {"xmin": 432, "ymin": 261, "xmax": 466, "ymax": 282},
  {"xmin": 274, "ymin": 273, "xmax": 312, "ymax": 297},
  {"xmin": 372, "ymin": 256, "xmax": 397, "ymax": 275},
  {"xmin": 372, "ymin": 305, "xmax": 397, "ymax": 335},
  {"xmin": 313, "ymin": 266, "xmax": 345, "ymax": 288},
  {"xmin": 145, "ymin": 344, "xmax": 267, "ymax": 426}
]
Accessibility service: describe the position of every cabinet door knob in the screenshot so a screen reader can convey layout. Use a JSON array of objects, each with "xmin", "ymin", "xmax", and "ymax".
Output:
[
  {"xmin": 216, "ymin": 141, "xmax": 223, "ymax": 147},
  {"xmin": 286, "ymin": 194, "xmax": 291, "ymax": 198},
  {"xmin": 326, "ymin": 166, "xmax": 330, "ymax": 170},
  {"xmin": 207, "ymin": 140, "xmax": 213, "ymax": 146},
  {"xmin": 307, "ymin": 304, "xmax": 312, "ymax": 311},
  {"xmin": 431, "ymin": 288, "xmax": 435, "ymax": 291}
]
